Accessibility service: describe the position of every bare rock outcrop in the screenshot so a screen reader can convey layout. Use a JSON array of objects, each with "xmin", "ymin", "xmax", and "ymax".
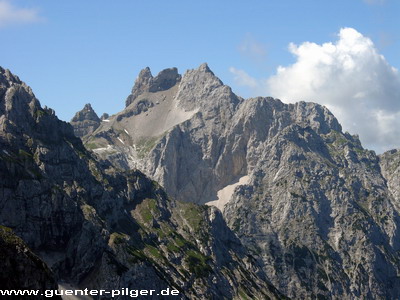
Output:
[
  {"xmin": 125, "ymin": 67, "xmax": 181, "ymax": 107},
  {"xmin": 380, "ymin": 149, "xmax": 400, "ymax": 203},
  {"xmin": 70, "ymin": 103, "xmax": 101, "ymax": 137}
]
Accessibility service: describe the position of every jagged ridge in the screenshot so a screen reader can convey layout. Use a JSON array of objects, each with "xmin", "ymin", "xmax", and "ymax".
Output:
[
  {"xmin": 0, "ymin": 67, "xmax": 282, "ymax": 299},
  {"xmin": 80, "ymin": 63, "xmax": 400, "ymax": 299}
]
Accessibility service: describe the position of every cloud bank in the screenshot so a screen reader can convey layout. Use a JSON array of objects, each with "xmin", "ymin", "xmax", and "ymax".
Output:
[
  {"xmin": 0, "ymin": 0, "xmax": 42, "ymax": 28},
  {"xmin": 231, "ymin": 28, "xmax": 400, "ymax": 153}
]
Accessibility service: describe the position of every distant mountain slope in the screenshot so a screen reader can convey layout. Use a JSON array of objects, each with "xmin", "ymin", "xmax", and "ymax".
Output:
[
  {"xmin": 0, "ymin": 66, "xmax": 282, "ymax": 299},
  {"xmin": 81, "ymin": 63, "xmax": 400, "ymax": 298}
]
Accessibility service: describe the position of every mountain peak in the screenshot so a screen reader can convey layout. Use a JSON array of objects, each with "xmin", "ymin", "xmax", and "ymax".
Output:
[
  {"xmin": 197, "ymin": 62, "xmax": 213, "ymax": 73},
  {"xmin": 70, "ymin": 103, "xmax": 101, "ymax": 137},
  {"xmin": 174, "ymin": 63, "xmax": 235, "ymax": 112},
  {"xmin": 0, "ymin": 67, "xmax": 22, "ymax": 87},
  {"xmin": 0, "ymin": 67, "xmax": 41, "ymax": 134},
  {"xmin": 184, "ymin": 63, "xmax": 221, "ymax": 84},
  {"xmin": 125, "ymin": 67, "xmax": 181, "ymax": 107},
  {"xmin": 137, "ymin": 66, "xmax": 153, "ymax": 81},
  {"xmin": 148, "ymin": 67, "xmax": 181, "ymax": 93},
  {"xmin": 83, "ymin": 103, "xmax": 94, "ymax": 110},
  {"xmin": 71, "ymin": 103, "xmax": 100, "ymax": 123}
]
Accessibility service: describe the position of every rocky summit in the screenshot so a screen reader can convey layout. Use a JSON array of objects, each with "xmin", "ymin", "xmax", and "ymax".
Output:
[
  {"xmin": 0, "ymin": 67, "xmax": 282, "ymax": 299},
  {"xmin": 70, "ymin": 103, "xmax": 101, "ymax": 137},
  {"xmin": 81, "ymin": 63, "xmax": 400, "ymax": 299}
]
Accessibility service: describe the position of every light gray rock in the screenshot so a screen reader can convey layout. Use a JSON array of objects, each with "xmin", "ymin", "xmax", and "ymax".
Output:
[
  {"xmin": 380, "ymin": 149, "xmax": 400, "ymax": 204},
  {"xmin": 223, "ymin": 121, "xmax": 400, "ymax": 299},
  {"xmin": 0, "ymin": 67, "xmax": 282, "ymax": 300},
  {"xmin": 84, "ymin": 63, "xmax": 400, "ymax": 299}
]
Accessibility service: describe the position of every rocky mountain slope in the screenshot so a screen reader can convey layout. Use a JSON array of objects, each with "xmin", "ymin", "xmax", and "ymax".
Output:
[
  {"xmin": 82, "ymin": 63, "xmax": 400, "ymax": 298},
  {"xmin": 0, "ymin": 226, "xmax": 61, "ymax": 299},
  {"xmin": 223, "ymin": 121, "xmax": 400, "ymax": 299},
  {"xmin": 83, "ymin": 64, "xmax": 241, "ymax": 204},
  {"xmin": 380, "ymin": 149, "xmax": 400, "ymax": 204},
  {"xmin": 0, "ymin": 66, "xmax": 282, "ymax": 299}
]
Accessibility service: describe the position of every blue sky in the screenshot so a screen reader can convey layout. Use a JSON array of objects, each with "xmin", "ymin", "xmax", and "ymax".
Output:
[{"xmin": 1, "ymin": 0, "xmax": 399, "ymax": 152}]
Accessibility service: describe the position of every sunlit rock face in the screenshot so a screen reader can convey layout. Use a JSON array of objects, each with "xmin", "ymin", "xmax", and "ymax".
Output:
[
  {"xmin": 0, "ymin": 66, "xmax": 282, "ymax": 300},
  {"xmin": 83, "ymin": 63, "xmax": 400, "ymax": 299}
]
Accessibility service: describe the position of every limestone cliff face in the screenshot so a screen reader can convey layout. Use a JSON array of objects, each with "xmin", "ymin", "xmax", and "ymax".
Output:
[
  {"xmin": 0, "ymin": 67, "xmax": 282, "ymax": 299},
  {"xmin": 223, "ymin": 121, "xmax": 400, "ymax": 299},
  {"xmin": 70, "ymin": 103, "xmax": 101, "ymax": 137},
  {"xmin": 380, "ymin": 149, "xmax": 400, "ymax": 204},
  {"xmin": 82, "ymin": 63, "xmax": 400, "ymax": 298},
  {"xmin": 84, "ymin": 63, "xmax": 242, "ymax": 204}
]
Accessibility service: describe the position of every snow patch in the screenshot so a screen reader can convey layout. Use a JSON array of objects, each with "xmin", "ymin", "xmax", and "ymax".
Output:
[{"xmin": 206, "ymin": 175, "xmax": 250, "ymax": 212}]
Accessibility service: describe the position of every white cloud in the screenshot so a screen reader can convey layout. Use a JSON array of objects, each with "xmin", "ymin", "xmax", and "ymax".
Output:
[
  {"xmin": 238, "ymin": 34, "xmax": 267, "ymax": 62},
  {"xmin": 0, "ymin": 0, "xmax": 42, "ymax": 28},
  {"xmin": 230, "ymin": 28, "xmax": 400, "ymax": 153},
  {"xmin": 229, "ymin": 67, "xmax": 259, "ymax": 89}
]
